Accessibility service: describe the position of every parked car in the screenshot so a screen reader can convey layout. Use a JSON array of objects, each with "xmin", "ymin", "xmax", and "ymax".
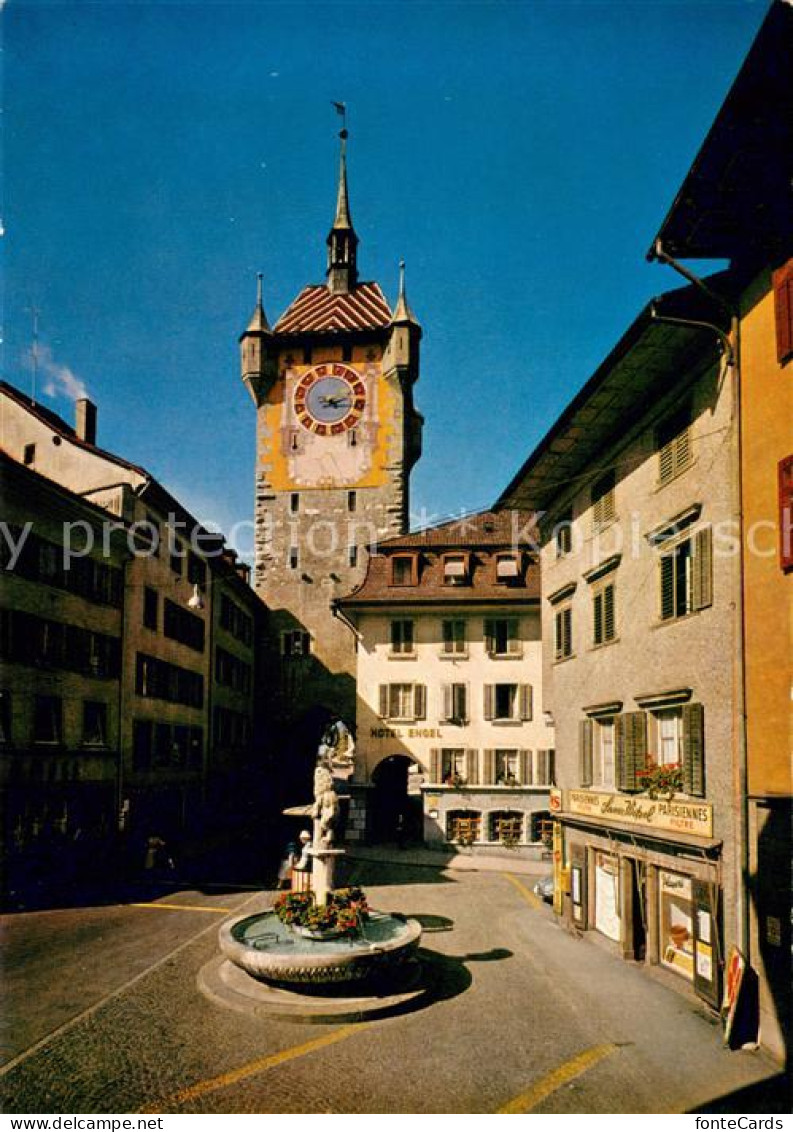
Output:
[{"xmin": 534, "ymin": 875, "xmax": 554, "ymax": 904}]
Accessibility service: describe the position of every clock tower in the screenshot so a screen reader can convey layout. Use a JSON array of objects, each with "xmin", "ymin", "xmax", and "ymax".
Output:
[{"xmin": 241, "ymin": 126, "xmax": 423, "ymax": 723}]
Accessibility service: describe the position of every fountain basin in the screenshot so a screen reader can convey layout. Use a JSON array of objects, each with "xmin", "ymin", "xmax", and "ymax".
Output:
[{"xmin": 219, "ymin": 908, "xmax": 422, "ymax": 987}]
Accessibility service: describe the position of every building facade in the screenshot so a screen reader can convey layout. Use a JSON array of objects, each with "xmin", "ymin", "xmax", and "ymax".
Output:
[
  {"xmin": 241, "ymin": 130, "xmax": 422, "ymax": 727},
  {"xmin": 337, "ymin": 512, "xmax": 555, "ymax": 852},
  {"xmin": 499, "ymin": 285, "xmax": 738, "ymax": 1012}
]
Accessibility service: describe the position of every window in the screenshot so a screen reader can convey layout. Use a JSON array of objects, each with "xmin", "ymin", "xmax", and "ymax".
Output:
[
  {"xmin": 591, "ymin": 470, "xmax": 616, "ymax": 530},
  {"xmin": 555, "ymin": 511, "xmax": 573, "ymax": 557},
  {"xmin": 593, "ymin": 719, "xmax": 615, "ymax": 788},
  {"xmin": 443, "ymin": 554, "xmax": 469, "ymax": 585},
  {"xmin": 82, "ymin": 701, "xmax": 108, "ymax": 747},
  {"xmin": 593, "ymin": 583, "xmax": 616, "ymax": 645},
  {"xmin": 33, "ymin": 695, "xmax": 62, "ymax": 744},
  {"xmin": 490, "ymin": 811, "xmax": 523, "ymax": 844},
  {"xmin": 143, "ymin": 587, "xmax": 158, "ymax": 630},
  {"xmin": 281, "ymin": 630, "xmax": 311, "ymax": 658},
  {"xmin": 655, "ymin": 709, "xmax": 682, "ymax": 767},
  {"xmin": 348, "ymin": 429, "xmax": 357, "ymax": 448},
  {"xmin": 442, "ymin": 619, "xmax": 466, "ymax": 655},
  {"xmin": 133, "ymin": 720, "xmax": 153, "ymax": 770},
  {"xmin": 136, "ymin": 653, "xmax": 205, "ymax": 707},
  {"xmin": 187, "ymin": 553, "xmax": 206, "ymax": 587},
  {"xmin": 164, "ymin": 599, "xmax": 205, "ymax": 652},
  {"xmin": 347, "ymin": 491, "xmax": 357, "ymax": 513},
  {"xmin": 0, "ymin": 691, "xmax": 11, "ymax": 745},
  {"xmin": 379, "ymin": 683, "xmax": 425, "ymax": 722},
  {"xmin": 348, "ymin": 545, "xmax": 358, "ymax": 568},
  {"xmin": 288, "ymin": 546, "xmax": 299, "ymax": 570},
  {"xmin": 484, "ymin": 618, "xmax": 520, "ymax": 657},
  {"xmin": 170, "ymin": 545, "xmax": 184, "ymax": 576},
  {"xmin": 779, "ymin": 455, "xmax": 793, "ymax": 572},
  {"xmin": 554, "ymin": 606, "xmax": 572, "ymax": 660},
  {"xmin": 390, "ymin": 619, "xmax": 414, "ymax": 655},
  {"xmin": 773, "ymin": 258, "xmax": 793, "ymax": 364},
  {"xmin": 441, "ymin": 682, "xmax": 468, "ymax": 723},
  {"xmin": 220, "ymin": 595, "xmax": 253, "ymax": 645},
  {"xmin": 657, "ymin": 404, "xmax": 692, "ymax": 485},
  {"xmin": 660, "ymin": 528, "xmax": 712, "ymax": 620},
  {"xmin": 23, "ymin": 443, "xmax": 36, "ymax": 466},
  {"xmin": 495, "ymin": 749, "xmax": 520, "ymax": 784},
  {"xmin": 447, "ymin": 811, "xmax": 481, "ymax": 843},
  {"xmin": 495, "ymin": 554, "xmax": 520, "ymax": 582},
  {"xmin": 484, "ymin": 683, "xmax": 532, "ymax": 722},
  {"xmin": 215, "ymin": 647, "xmax": 251, "ymax": 694},
  {"xmin": 290, "ymin": 493, "xmax": 300, "ymax": 514},
  {"xmin": 391, "ymin": 555, "xmax": 416, "ymax": 586},
  {"xmin": 441, "ymin": 748, "xmax": 467, "ymax": 783}
]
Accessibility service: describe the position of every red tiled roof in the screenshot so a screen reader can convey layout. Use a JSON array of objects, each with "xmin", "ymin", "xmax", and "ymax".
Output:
[
  {"xmin": 274, "ymin": 282, "xmax": 392, "ymax": 334},
  {"xmin": 375, "ymin": 510, "xmax": 539, "ymax": 549}
]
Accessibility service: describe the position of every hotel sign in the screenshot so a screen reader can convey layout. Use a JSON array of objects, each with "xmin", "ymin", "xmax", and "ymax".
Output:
[{"xmin": 565, "ymin": 790, "xmax": 713, "ymax": 839}]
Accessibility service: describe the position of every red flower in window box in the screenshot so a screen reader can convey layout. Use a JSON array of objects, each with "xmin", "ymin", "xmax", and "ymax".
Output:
[{"xmin": 636, "ymin": 759, "xmax": 684, "ymax": 800}]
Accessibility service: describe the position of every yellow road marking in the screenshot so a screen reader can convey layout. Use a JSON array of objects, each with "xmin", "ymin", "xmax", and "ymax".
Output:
[
  {"xmin": 129, "ymin": 902, "xmax": 233, "ymax": 914},
  {"xmin": 502, "ymin": 871, "xmax": 543, "ymax": 910},
  {"xmin": 144, "ymin": 1023, "xmax": 367, "ymax": 1112},
  {"xmin": 498, "ymin": 1043, "xmax": 618, "ymax": 1113}
]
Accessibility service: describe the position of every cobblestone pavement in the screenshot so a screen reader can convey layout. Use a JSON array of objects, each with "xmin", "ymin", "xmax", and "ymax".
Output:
[{"xmin": 0, "ymin": 863, "xmax": 787, "ymax": 1114}]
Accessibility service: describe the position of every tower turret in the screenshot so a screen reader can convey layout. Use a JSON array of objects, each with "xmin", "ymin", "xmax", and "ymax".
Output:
[
  {"xmin": 240, "ymin": 272, "xmax": 276, "ymax": 406},
  {"xmin": 326, "ymin": 129, "xmax": 359, "ymax": 294}
]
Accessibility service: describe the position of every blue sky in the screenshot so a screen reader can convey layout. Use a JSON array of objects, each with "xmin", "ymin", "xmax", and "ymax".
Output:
[{"xmin": 2, "ymin": 0, "xmax": 768, "ymax": 556}]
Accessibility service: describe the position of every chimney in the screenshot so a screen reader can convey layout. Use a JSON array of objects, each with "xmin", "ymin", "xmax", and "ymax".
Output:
[{"xmin": 75, "ymin": 398, "xmax": 97, "ymax": 445}]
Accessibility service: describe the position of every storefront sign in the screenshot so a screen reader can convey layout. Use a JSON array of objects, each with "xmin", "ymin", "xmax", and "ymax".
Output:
[
  {"xmin": 370, "ymin": 726, "xmax": 443, "ymax": 739},
  {"xmin": 566, "ymin": 790, "xmax": 713, "ymax": 838}
]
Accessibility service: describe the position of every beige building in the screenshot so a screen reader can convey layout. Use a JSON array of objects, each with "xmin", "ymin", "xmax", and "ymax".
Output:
[
  {"xmin": 1, "ymin": 381, "xmax": 262, "ymax": 851},
  {"xmin": 499, "ymin": 282, "xmax": 737, "ymax": 1011},
  {"xmin": 337, "ymin": 512, "xmax": 555, "ymax": 853}
]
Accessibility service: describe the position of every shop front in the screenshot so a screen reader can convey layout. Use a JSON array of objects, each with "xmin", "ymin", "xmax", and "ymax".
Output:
[{"xmin": 554, "ymin": 789, "xmax": 722, "ymax": 1010}]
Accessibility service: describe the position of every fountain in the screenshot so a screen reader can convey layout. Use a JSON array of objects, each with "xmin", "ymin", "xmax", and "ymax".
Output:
[{"xmin": 199, "ymin": 719, "xmax": 425, "ymax": 1020}]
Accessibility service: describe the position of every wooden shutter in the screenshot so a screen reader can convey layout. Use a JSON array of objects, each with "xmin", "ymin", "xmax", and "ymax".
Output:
[
  {"xmin": 442, "ymin": 684, "xmax": 453, "ymax": 722},
  {"xmin": 773, "ymin": 259, "xmax": 793, "ymax": 364},
  {"xmin": 413, "ymin": 684, "xmax": 426, "ymax": 721},
  {"xmin": 536, "ymin": 749, "xmax": 549, "ymax": 784},
  {"xmin": 593, "ymin": 590, "xmax": 603, "ymax": 645},
  {"xmin": 660, "ymin": 553, "xmax": 675, "ymax": 620},
  {"xmin": 483, "ymin": 684, "xmax": 494, "ymax": 721},
  {"xmin": 379, "ymin": 684, "xmax": 389, "ymax": 719},
  {"xmin": 466, "ymin": 749, "xmax": 478, "ymax": 785},
  {"xmin": 693, "ymin": 527, "xmax": 713, "ymax": 610},
  {"xmin": 459, "ymin": 683, "xmax": 470, "ymax": 723},
  {"xmin": 507, "ymin": 618, "xmax": 521, "ymax": 654},
  {"xmin": 519, "ymin": 683, "xmax": 533, "ymax": 721},
  {"xmin": 604, "ymin": 584, "xmax": 615, "ymax": 641},
  {"xmin": 483, "ymin": 749, "xmax": 495, "ymax": 785},
  {"xmin": 519, "ymin": 749, "xmax": 531, "ymax": 785},
  {"xmin": 430, "ymin": 748, "xmax": 441, "ymax": 784},
  {"xmin": 682, "ymin": 702, "xmax": 705, "ymax": 797},
  {"xmin": 619, "ymin": 711, "xmax": 647, "ymax": 792},
  {"xmin": 779, "ymin": 455, "xmax": 793, "ymax": 572},
  {"xmin": 563, "ymin": 607, "xmax": 572, "ymax": 656},
  {"xmin": 579, "ymin": 719, "xmax": 594, "ymax": 787},
  {"xmin": 484, "ymin": 618, "xmax": 495, "ymax": 654}
]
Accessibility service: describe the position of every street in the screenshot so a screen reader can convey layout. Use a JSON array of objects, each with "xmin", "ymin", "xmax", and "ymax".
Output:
[{"xmin": 0, "ymin": 858, "xmax": 787, "ymax": 1115}]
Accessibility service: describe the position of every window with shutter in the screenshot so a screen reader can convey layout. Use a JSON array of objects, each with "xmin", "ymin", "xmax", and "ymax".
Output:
[
  {"xmin": 682, "ymin": 702, "xmax": 705, "ymax": 797},
  {"xmin": 536, "ymin": 749, "xmax": 550, "ymax": 784},
  {"xmin": 413, "ymin": 683, "xmax": 426, "ymax": 720},
  {"xmin": 520, "ymin": 749, "xmax": 531, "ymax": 785},
  {"xmin": 466, "ymin": 749, "xmax": 479, "ymax": 785},
  {"xmin": 579, "ymin": 718, "xmax": 594, "ymax": 786},
  {"xmin": 442, "ymin": 619, "xmax": 467, "ymax": 654},
  {"xmin": 773, "ymin": 259, "xmax": 793, "ymax": 364},
  {"xmin": 430, "ymin": 748, "xmax": 441, "ymax": 784},
  {"xmin": 591, "ymin": 470, "xmax": 616, "ymax": 530},
  {"xmin": 483, "ymin": 748, "xmax": 495, "ymax": 785},
  {"xmin": 657, "ymin": 404, "xmax": 693, "ymax": 486},
  {"xmin": 618, "ymin": 711, "xmax": 647, "ymax": 792},
  {"xmin": 778, "ymin": 455, "xmax": 793, "ymax": 572},
  {"xmin": 519, "ymin": 684, "xmax": 533, "ymax": 720},
  {"xmin": 693, "ymin": 527, "xmax": 713, "ymax": 610},
  {"xmin": 483, "ymin": 684, "xmax": 494, "ymax": 721},
  {"xmin": 379, "ymin": 685, "xmax": 389, "ymax": 718},
  {"xmin": 555, "ymin": 605, "xmax": 573, "ymax": 659},
  {"xmin": 390, "ymin": 619, "xmax": 415, "ymax": 654}
]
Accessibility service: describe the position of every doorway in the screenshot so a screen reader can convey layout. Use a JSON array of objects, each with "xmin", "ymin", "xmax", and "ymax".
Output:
[
  {"xmin": 630, "ymin": 858, "xmax": 647, "ymax": 962},
  {"xmin": 369, "ymin": 755, "xmax": 416, "ymax": 844}
]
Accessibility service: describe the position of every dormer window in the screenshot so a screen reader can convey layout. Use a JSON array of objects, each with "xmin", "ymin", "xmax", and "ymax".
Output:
[
  {"xmin": 391, "ymin": 554, "xmax": 417, "ymax": 586},
  {"xmin": 443, "ymin": 553, "xmax": 469, "ymax": 585},
  {"xmin": 495, "ymin": 553, "xmax": 520, "ymax": 582}
]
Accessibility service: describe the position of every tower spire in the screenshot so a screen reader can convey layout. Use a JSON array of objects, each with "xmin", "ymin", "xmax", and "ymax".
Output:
[
  {"xmin": 245, "ymin": 271, "xmax": 271, "ymax": 333},
  {"xmin": 327, "ymin": 105, "xmax": 359, "ymax": 294},
  {"xmin": 392, "ymin": 259, "xmax": 420, "ymax": 326}
]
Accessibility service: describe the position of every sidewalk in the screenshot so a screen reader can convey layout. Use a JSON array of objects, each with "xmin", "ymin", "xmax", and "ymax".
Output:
[{"xmin": 345, "ymin": 842, "xmax": 550, "ymax": 877}]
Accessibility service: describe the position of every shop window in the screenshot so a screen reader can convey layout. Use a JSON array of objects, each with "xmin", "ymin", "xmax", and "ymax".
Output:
[
  {"xmin": 82, "ymin": 701, "xmax": 108, "ymax": 747},
  {"xmin": 594, "ymin": 851, "xmax": 621, "ymax": 942},
  {"xmin": 447, "ymin": 810, "xmax": 481, "ymax": 844},
  {"xmin": 379, "ymin": 683, "xmax": 425, "ymax": 723},
  {"xmin": 657, "ymin": 403, "xmax": 693, "ymax": 485},
  {"xmin": 554, "ymin": 605, "xmax": 572, "ymax": 660},
  {"xmin": 659, "ymin": 528, "xmax": 712, "ymax": 620},
  {"xmin": 484, "ymin": 617, "xmax": 520, "ymax": 657},
  {"xmin": 593, "ymin": 583, "xmax": 616, "ymax": 646},
  {"xmin": 33, "ymin": 695, "xmax": 62, "ymax": 744},
  {"xmin": 490, "ymin": 811, "xmax": 523, "ymax": 844},
  {"xmin": 390, "ymin": 619, "xmax": 415, "ymax": 655},
  {"xmin": 441, "ymin": 619, "xmax": 466, "ymax": 655},
  {"xmin": 659, "ymin": 871, "xmax": 695, "ymax": 981},
  {"xmin": 529, "ymin": 810, "xmax": 553, "ymax": 845},
  {"xmin": 441, "ymin": 682, "xmax": 468, "ymax": 724}
]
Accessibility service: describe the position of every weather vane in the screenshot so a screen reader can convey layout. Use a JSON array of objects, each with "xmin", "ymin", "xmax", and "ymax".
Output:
[{"xmin": 331, "ymin": 100, "xmax": 348, "ymax": 139}]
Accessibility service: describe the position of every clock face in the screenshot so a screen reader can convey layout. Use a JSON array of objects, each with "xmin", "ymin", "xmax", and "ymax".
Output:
[{"xmin": 293, "ymin": 364, "xmax": 366, "ymax": 436}]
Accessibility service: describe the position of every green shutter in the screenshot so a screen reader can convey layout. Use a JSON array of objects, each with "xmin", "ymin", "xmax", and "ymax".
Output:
[
  {"xmin": 593, "ymin": 590, "xmax": 603, "ymax": 645},
  {"xmin": 563, "ymin": 607, "xmax": 572, "ymax": 657},
  {"xmin": 660, "ymin": 554, "xmax": 675, "ymax": 620},
  {"xmin": 604, "ymin": 584, "xmax": 615, "ymax": 641},
  {"xmin": 579, "ymin": 719, "xmax": 594, "ymax": 786},
  {"xmin": 682, "ymin": 702, "xmax": 705, "ymax": 796},
  {"xmin": 693, "ymin": 527, "xmax": 713, "ymax": 611},
  {"xmin": 483, "ymin": 749, "xmax": 495, "ymax": 785},
  {"xmin": 619, "ymin": 711, "xmax": 647, "ymax": 792}
]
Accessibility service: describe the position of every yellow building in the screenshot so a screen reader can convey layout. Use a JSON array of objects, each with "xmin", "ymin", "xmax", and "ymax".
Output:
[{"xmin": 648, "ymin": 0, "xmax": 792, "ymax": 1060}]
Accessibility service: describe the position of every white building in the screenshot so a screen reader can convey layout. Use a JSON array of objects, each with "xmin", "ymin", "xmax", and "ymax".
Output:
[{"xmin": 336, "ymin": 511, "xmax": 555, "ymax": 856}]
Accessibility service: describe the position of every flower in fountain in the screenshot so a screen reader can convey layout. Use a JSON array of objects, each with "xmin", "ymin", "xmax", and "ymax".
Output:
[{"xmin": 272, "ymin": 887, "xmax": 370, "ymax": 934}]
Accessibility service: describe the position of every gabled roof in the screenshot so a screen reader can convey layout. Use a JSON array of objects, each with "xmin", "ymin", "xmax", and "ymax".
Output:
[
  {"xmin": 375, "ymin": 509, "xmax": 535, "ymax": 549},
  {"xmin": 649, "ymin": 0, "xmax": 793, "ymax": 262},
  {"xmin": 274, "ymin": 282, "xmax": 393, "ymax": 335}
]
